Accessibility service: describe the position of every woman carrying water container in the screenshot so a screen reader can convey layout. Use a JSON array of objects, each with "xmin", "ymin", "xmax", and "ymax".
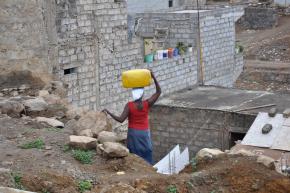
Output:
[{"xmin": 102, "ymin": 70, "xmax": 161, "ymax": 165}]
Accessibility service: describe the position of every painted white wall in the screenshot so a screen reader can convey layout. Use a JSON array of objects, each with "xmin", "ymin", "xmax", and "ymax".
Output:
[{"xmin": 127, "ymin": 0, "xmax": 181, "ymax": 13}]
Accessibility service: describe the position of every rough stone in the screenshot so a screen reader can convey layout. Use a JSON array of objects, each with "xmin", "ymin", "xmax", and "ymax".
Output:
[
  {"xmin": 38, "ymin": 90, "xmax": 49, "ymax": 97},
  {"xmin": 79, "ymin": 129, "xmax": 94, "ymax": 138},
  {"xmin": 229, "ymin": 149, "xmax": 255, "ymax": 157},
  {"xmin": 268, "ymin": 108, "xmax": 277, "ymax": 117},
  {"xmin": 72, "ymin": 111, "xmax": 112, "ymax": 137},
  {"xmin": 100, "ymin": 142, "xmax": 129, "ymax": 158},
  {"xmin": 196, "ymin": 148, "xmax": 225, "ymax": 160},
  {"xmin": 262, "ymin": 124, "xmax": 273, "ymax": 134},
  {"xmin": 283, "ymin": 108, "xmax": 290, "ymax": 118},
  {"xmin": 36, "ymin": 117, "xmax": 64, "ymax": 128},
  {"xmin": 0, "ymin": 187, "xmax": 36, "ymax": 193},
  {"xmin": 0, "ymin": 100, "xmax": 24, "ymax": 117},
  {"xmin": 256, "ymin": 155, "xmax": 275, "ymax": 169},
  {"xmin": 0, "ymin": 168, "xmax": 14, "ymax": 187},
  {"xmin": 65, "ymin": 106, "xmax": 86, "ymax": 120},
  {"xmin": 23, "ymin": 98, "xmax": 48, "ymax": 112},
  {"xmin": 42, "ymin": 94, "xmax": 62, "ymax": 105},
  {"xmin": 69, "ymin": 135, "xmax": 97, "ymax": 150},
  {"xmin": 97, "ymin": 131, "xmax": 124, "ymax": 144}
]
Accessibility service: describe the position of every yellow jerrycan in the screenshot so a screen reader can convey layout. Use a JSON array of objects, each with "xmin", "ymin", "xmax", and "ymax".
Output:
[{"xmin": 122, "ymin": 69, "xmax": 152, "ymax": 88}]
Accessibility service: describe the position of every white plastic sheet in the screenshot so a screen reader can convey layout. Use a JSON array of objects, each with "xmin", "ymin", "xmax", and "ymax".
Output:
[
  {"xmin": 154, "ymin": 145, "xmax": 189, "ymax": 175},
  {"xmin": 241, "ymin": 112, "xmax": 285, "ymax": 148},
  {"xmin": 242, "ymin": 112, "xmax": 290, "ymax": 151}
]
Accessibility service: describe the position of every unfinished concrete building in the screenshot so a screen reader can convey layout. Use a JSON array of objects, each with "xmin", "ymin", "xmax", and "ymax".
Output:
[{"xmin": 0, "ymin": 0, "xmax": 246, "ymax": 159}]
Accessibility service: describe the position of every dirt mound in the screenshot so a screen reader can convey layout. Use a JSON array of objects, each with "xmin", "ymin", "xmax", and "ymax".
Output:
[
  {"xmin": 21, "ymin": 171, "xmax": 78, "ymax": 193},
  {"xmin": 181, "ymin": 154, "xmax": 290, "ymax": 193}
]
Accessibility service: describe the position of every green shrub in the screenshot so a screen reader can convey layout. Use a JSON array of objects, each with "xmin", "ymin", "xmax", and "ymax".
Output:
[
  {"xmin": 167, "ymin": 185, "xmax": 177, "ymax": 193},
  {"xmin": 72, "ymin": 149, "xmax": 94, "ymax": 164},
  {"xmin": 21, "ymin": 138, "xmax": 45, "ymax": 149},
  {"xmin": 191, "ymin": 157, "xmax": 197, "ymax": 172},
  {"xmin": 62, "ymin": 144, "xmax": 70, "ymax": 152},
  {"xmin": 12, "ymin": 173, "xmax": 24, "ymax": 190},
  {"xmin": 78, "ymin": 180, "xmax": 92, "ymax": 193}
]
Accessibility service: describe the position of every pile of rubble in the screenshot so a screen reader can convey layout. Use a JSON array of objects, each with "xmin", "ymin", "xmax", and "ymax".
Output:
[{"xmin": 0, "ymin": 77, "xmax": 130, "ymax": 160}]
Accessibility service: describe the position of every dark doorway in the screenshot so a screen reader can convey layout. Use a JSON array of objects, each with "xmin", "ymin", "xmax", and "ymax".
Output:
[{"xmin": 230, "ymin": 132, "xmax": 246, "ymax": 148}]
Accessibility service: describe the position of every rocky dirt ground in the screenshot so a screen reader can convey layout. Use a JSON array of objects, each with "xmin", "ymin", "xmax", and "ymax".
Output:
[
  {"xmin": 235, "ymin": 15, "xmax": 290, "ymax": 92},
  {"xmin": 0, "ymin": 73, "xmax": 290, "ymax": 193}
]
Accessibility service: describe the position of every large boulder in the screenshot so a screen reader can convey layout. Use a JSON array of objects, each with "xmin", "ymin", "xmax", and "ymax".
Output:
[
  {"xmin": 69, "ymin": 135, "xmax": 97, "ymax": 150},
  {"xmin": 72, "ymin": 111, "xmax": 112, "ymax": 137},
  {"xmin": 100, "ymin": 142, "xmax": 129, "ymax": 158},
  {"xmin": 23, "ymin": 98, "xmax": 48, "ymax": 112},
  {"xmin": 65, "ymin": 106, "xmax": 86, "ymax": 120},
  {"xmin": 196, "ymin": 148, "xmax": 225, "ymax": 160},
  {"xmin": 42, "ymin": 94, "xmax": 62, "ymax": 105},
  {"xmin": 36, "ymin": 117, "xmax": 64, "ymax": 128},
  {"xmin": 79, "ymin": 129, "xmax": 94, "ymax": 138},
  {"xmin": 0, "ymin": 100, "xmax": 24, "ymax": 117},
  {"xmin": 97, "ymin": 131, "xmax": 125, "ymax": 144}
]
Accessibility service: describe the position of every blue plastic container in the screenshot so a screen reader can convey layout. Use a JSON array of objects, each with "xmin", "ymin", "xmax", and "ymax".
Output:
[{"xmin": 173, "ymin": 48, "xmax": 179, "ymax": 56}]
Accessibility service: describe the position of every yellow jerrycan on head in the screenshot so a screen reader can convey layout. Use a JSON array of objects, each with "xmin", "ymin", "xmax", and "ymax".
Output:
[{"xmin": 122, "ymin": 69, "xmax": 152, "ymax": 88}]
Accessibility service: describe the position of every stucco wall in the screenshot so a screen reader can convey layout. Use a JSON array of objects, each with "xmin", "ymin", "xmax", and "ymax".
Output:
[
  {"xmin": 0, "ymin": 0, "xmax": 57, "ymax": 81},
  {"xmin": 127, "ymin": 0, "xmax": 182, "ymax": 14}
]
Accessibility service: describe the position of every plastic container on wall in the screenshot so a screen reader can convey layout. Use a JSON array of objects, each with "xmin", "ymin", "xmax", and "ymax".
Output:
[
  {"xmin": 173, "ymin": 48, "xmax": 179, "ymax": 57},
  {"xmin": 157, "ymin": 50, "xmax": 164, "ymax": 60},
  {"xmin": 163, "ymin": 50, "xmax": 168, "ymax": 58},
  {"xmin": 122, "ymin": 69, "xmax": 152, "ymax": 88},
  {"xmin": 168, "ymin": 48, "xmax": 174, "ymax": 58},
  {"xmin": 144, "ymin": 54, "xmax": 154, "ymax": 63}
]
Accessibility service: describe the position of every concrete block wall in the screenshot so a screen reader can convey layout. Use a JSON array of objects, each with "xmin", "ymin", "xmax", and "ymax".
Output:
[
  {"xmin": 200, "ymin": 9, "xmax": 236, "ymax": 87},
  {"xmin": 0, "ymin": 1, "xmax": 244, "ymax": 113},
  {"xmin": 56, "ymin": 0, "xmax": 100, "ymax": 110},
  {"xmin": 150, "ymin": 105, "xmax": 255, "ymax": 161},
  {"xmin": 238, "ymin": 7, "xmax": 278, "ymax": 30},
  {"xmin": 136, "ymin": 13, "xmax": 198, "ymax": 49},
  {"xmin": 95, "ymin": 1, "xmax": 198, "ymax": 114},
  {"xmin": 233, "ymin": 53, "xmax": 244, "ymax": 82}
]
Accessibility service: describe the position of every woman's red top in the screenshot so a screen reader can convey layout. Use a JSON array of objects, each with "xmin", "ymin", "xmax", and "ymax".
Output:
[{"xmin": 128, "ymin": 100, "xmax": 149, "ymax": 130}]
